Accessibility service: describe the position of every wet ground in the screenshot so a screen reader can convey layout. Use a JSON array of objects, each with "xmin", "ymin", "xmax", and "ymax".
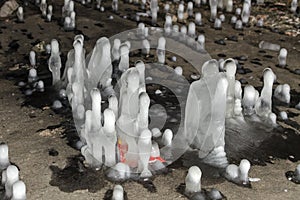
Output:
[{"xmin": 0, "ymin": 0, "xmax": 300, "ymax": 199}]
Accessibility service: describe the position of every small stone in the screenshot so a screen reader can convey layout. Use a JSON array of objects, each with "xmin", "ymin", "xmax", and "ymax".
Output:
[{"xmin": 215, "ymin": 39, "xmax": 226, "ymax": 45}]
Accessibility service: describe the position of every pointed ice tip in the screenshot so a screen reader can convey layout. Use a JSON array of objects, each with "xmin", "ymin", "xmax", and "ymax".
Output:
[{"xmin": 12, "ymin": 181, "xmax": 26, "ymax": 200}]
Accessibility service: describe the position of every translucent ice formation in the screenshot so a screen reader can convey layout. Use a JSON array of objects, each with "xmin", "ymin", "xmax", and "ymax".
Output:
[
  {"xmin": 29, "ymin": 51, "xmax": 36, "ymax": 67},
  {"xmin": 224, "ymin": 159, "xmax": 251, "ymax": 187},
  {"xmin": 28, "ymin": 68, "xmax": 38, "ymax": 83},
  {"xmin": 279, "ymin": 111, "xmax": 288, "ymax": 120},
  {"xmin": 278, "ymin": 48, "xmax": 288, "ymax": 67},
  {"xmin": 157, "ymin": 37, "xmax": 166, "ymax": 64},
  {"xmin": 112, "ymin": 39, "xmax": 121, "ymax": 62},
  {"xmin": 225, "ymin": 0, "xmax": 233, "ymax": 12},
  {"xmin": 40, "ymin": 0, "xmax": 47, "ymax": 17},
  {"xmin": 188, "ymin": 22, "xmax": 196, "ymax": 37},
  {"xmin": 0, "ymin": 143, "xmax": 10, "ymax": 170},
  {"xmin": 185, "ymin": 166, "xmax": 202, "ymax": 195},
  {"xmin": 291, "ymin": 0, "xmax": 298, "ymax": 13},
  {"xmin": 242, "ymin": 85, "xmax": 258, "ymax": 116},
  {"xmin": 138, "ymin": 129, "xmax": 152, "ymax": 178},
  {"xmin": 17, "ymin": 7, "xmax": 24, "ymax": 22},
  {"xmin": 11, "ymin": 181, "xmax": 26, "ymax": 200},
  {"xmin": 224, "ymin": 58, "xmax": 237, "ymax": 118},
  {"xmin": 5, "ymin": 165, "xmax": 20, "ymax": 198},
  {"xmin": 259, "ymin": 41, "xmax": 281, "ymax": 51},
  {"xmin": 255, "ymin": 68, "xmax": 275, "ymax": 118},
  {"xmin": 274, "ymin": 84, "xmax": 290, "ymax": 104},
  {"xmin": 184, "ymin": 60, "xmax": 228, "ymax": 168},
  {"xmin": 187, "ymin": 2, "xmax": 193, "ymax": 17},
  {"xmin": 48, "ymin": 39, "xmax": 62, "ymax": 85},
  {"xmin": 161, "ymin": 129, "xmax": 173, "ymax": 146},
  {"xmin": 118, "ymin": 43, "xmax": 130, "ymax": 72},
  {"xmin": 142, "ymin": 39, "xmax": 150, "ymax": 56},
  {"xmin": 241, "ymin": 1, "xmax": 250, "ymax": 24},
  {"xmin": 150, "ymin": 0, "xmax": 158, "ymax": 25},
  {"xmin": 214, "ymin": 18, "xmax": 222, "ymax": 29},
  {"xmin": 112, "ymin": 0, "xmax": 118, "ymax": 12},
  {"xmin": 235, "ymin": 20, "xmax": 243, "ymax": 30},
  {"xmin": 112, "ymin": 185, "xmax": 124, "ymax": 200},
  {"xmin": 209, "ymin": 0, "xmax": 218, "ymax": 21},
  {"xmin": 177, "ymin": 3, "xmax": 184, "ymax": 22},
  {"xmin": 195, "ymin": 12, "xmax": 202, "ymax": 25},
  {"xmin": 197, "ymin": 34, "xmax": 205, "ymax": 50}
]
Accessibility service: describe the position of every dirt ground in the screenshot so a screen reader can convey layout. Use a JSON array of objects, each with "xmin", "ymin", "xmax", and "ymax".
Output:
[{"xmin": 0, "ymin": 0, "xmax": 300, "ymax": 199}]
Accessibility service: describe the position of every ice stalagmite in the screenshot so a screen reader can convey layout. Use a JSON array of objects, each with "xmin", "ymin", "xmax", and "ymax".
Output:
[
  {"xmin": 150, "ymin": 0, "xmax": 158, "ymax": 25},
  {"xmin": 118, "ymin": 43, "xmax": 130, "ymax": 72},
  {"xmin": 157, "ymin": 37, "xmax": 166, "ymax": 64},
  {"xmin": 48, "ymin": 39, "xmax": 62, "ymax": 85},
  {"xmin": 209, "ymin": 0, "xmax": 218, "ymax": 21},
  {"xmin": 5, "ymin": 165, "xmax": 19, "ymax": 199},
  {"xmin": 185, "ymin": 166, "xmax": 202, "ymax": 195},
  {"xmin": 184, "ymin": 60, "xmax": 228, "ymax": 168},
  {"xmin": 274, "ymin": 84, "xmax": 290, "ymax": 104},
  {"xmin": 86, "ymin": 37, "xmax": 112, "ymax": 93},
  {"xmin": 137, "ymin": 92, "xmax": 150, "ymax": 133},
  {"xmin": 112, "ymin": 185, "xmax": 124, "ymax": 200},
  {"xmin": 112, "ymin": 39, "xmax": 121, "ymax": 62},
  {"xmin": 242, "ymin": 85, "xmax": 257, "ymax": 115},
  {"xmin": 224, "ymin": 58, "xmax": 237, "ymax": 118},
  {"xmin": 255, "ymin": 68, "xmax": 275, "ymax": 118},
  {"xmin": 138, "ymin": 129, "xmax": 152, "ymax": 178},
  {"xmin": 0, "ymin": 143, "xmax": 10, "ymax": 170},
  {"xmin": 11, "ymin": 181, "xmax": 26, "ymax": 200},
  {"xmin": 17, "ymin": 7, "xmax": 24, "ymax": 22}
]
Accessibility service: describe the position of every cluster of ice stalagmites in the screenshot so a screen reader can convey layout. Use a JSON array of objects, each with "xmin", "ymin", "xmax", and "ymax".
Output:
[
  {"xmin": 0, "ymin": 144, "xmax": 26, "ymax": 200},
  {"xmin": 61, "ymin": 33, "xmax": 168, "ymax": 180}
]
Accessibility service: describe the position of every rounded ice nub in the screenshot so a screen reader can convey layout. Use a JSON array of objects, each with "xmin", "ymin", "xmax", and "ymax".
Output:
[
  {"xmin": 238, "ymin": 159, "xmax": 251, "ymax": 184},
  {"xmin": 151, "ymin": 128, "xmax": 162, "ymax": 138},
  {"xmin": 291, "ymin": 0, "xmax": 298, "ymax": 13},
  {"xmin": 259, "ymin": 41, "xmax": 281, "ymax": 51},
  {"xmin": 28, "ymin": 68, "xmax": 38, "ymax": 83},
  {"xmin": 112, "ymin": 185, "xmax": 124, "ymax": 200},
  {"xmin": 225, "ymin": 164, "xmax": 239, "ymax": 180},
  {"xmin": 279, "ymin": 111, "xmax": 288, "ymax": 120},
  {"xmin": 214, "ymin": 18, "xmax": 222, "ymax": 29},
  {"xmin": 11, "ymin": 181, "xmax": 26, "ymax": 200},
  {"xmin": 5, "ymin": 165, "xmax": 20, "ymax": 198},
  {"xmin": 274, "ymin": 84, "xmax": 290, "ymax": 104},
  {"xmin": 197, "ymin": 34, "xmax": 205, "ymax": 49},
  {"xmin": 185, "ymin": 166, "xmax": 202, "ymax": 195},
  {"xmin": 142, "ymin": 39, "xmax": 150, "ymax": 55},
  {"xmin": 0, "ymin": 143, "xmax": 10, "ymax": 170},
  {"xmin": 17, "ymin": 7, "xmax": 24, "ymax": 22},
  {"xmin": 162, "ymin": 129, "xmax": 173, "ymax": 146},
  {"xmin": 235, "ymin": 20, "xmax": 243, "ymax": 30},
  {"xmin": 195, "ymin": 12, "xmax": 202, "ymax": 25},
  {"xmin": 230, "ymin": 15, "xmax": 237, "ymax": 24},
  {"xmin": 188, "ymin": 22, "xmax": 196, "ymax": 37},
  {"xmin": 278, "ymin": 48, "xmax": 288, "ymax": 67},
  {"xmin": 112, "ymin": 39, "xmax": 121, "ymax": 61},
  {"xmin": 174, "ymin": 66, "xmax": 183, "ymax": 76}
]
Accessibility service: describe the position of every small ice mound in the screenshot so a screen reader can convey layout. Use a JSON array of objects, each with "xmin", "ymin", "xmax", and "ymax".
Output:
[
  {"xmin": 151, "ymin": 128, "xmax": 162, "ymax": 138},
  {"xmin": 274, "ymin": 84, "xmax": 290, "ymax": 104},
  {"xmin": 36, "ymin": 80, "xmax": 44, "ymax": 92},
  {"xmin": 224, "ymin": 159, "xmax": 251, "ymax": 187},
  {"xmin": 279, "ymin": 111, "xmax": 288, "ymax": 120},
  {"xmin": 52, "ymin": 100, "xmax": 63, "ymax": 109},
  {"xmin": 286, "ymin": 164, "xmax": 300, "ymax": 184},
  {"xmin": 174, "ymin": 66, "xmax": 183, "ymax": 76},
  {"xmin": 155, "ymin": 89, "xmax": 162, "ymax": 95},
  {"xmin": 11, "ymin": 180, "xmax": 26, "ymax": 200},
  {"xmin": 106, "ymin": 163, "xmax": 131, "ymax": 181},
  {"xmin": 185, "ymin": 166, "xmax": 202, "ymax": 195},
  {"xmin": 207, "ymin": 188, "xmax": 226, "ymax": 200},
  {"xmin": 268, "ymin": 112, "xmax": 277, "ymax": 127},
  {"xmin": 28, "ymin": 68, "xmax": 38, "ymax": 83},
  {"xmin": 278, "ymin": 48, "xmax": 288, "ymax": 67},
  {"xmin": 0, "ymin": 143, "xmax": 10, "ymax": 170},
  {"xmin": 5, "ymin": 165, "xmax": 20, "ymax": 198},
  {"xmin": 161, "ymin": 129, "xmax": 173, "ymax": 146},
  {"xmin": 112, "ymin": 185, "xmax": 124, "ymax": 200}
]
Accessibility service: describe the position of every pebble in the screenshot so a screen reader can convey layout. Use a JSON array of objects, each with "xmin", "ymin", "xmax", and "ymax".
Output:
[
  {"xmin": 294, "ymin": 69, "xmax": 300, "ymax": 75},
  {"xmin": 215, "ymin": 39, "xmax": 226, "ymax": 45},
  {"xmin": 227, "ymin": 35, "xmax": 238, "ymax": 42}
]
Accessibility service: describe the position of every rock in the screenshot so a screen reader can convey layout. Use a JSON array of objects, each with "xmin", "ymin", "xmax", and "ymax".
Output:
[{"xmin": 0, "ymin": 0, "xmax": 19, "ymax": 18}]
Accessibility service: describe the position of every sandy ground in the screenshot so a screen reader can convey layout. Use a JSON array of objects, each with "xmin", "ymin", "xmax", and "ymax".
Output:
[{"xmin": 0, "ymin": 0, "xmax": 300, "ymax": 199}]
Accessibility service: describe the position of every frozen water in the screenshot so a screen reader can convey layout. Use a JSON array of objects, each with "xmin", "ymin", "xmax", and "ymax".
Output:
[
  {"xmin": 257, "ymin": 18, "xmax": 264, "ymax": 27},
  {"xmin": 209, "ymin": 0, "xmax": 218, "ymax": 21},
  {"xmin": 235, "ymin": 20, "xmax": 243, "ymax": 30},
  {"xmin": 185, "ymin": 166, "xmax": 202, "ymax": 195},
  {"xmin": 214, "ymin": 18, "xmax": 222, "ymax": 29},
  {"xmin": 241, "ymin": 2, "xmax": 250, "ymax": 24},
  {"xmin": 195, "ymin": 12, "xmax": 202, "ymax": 25},
  {"xmin": 162, "ymin": 129, "xmax": 173, "ymax": 146},
  {"xmin": 112, "ymin": 39, "xmax": 121, "ymax": 61},
  {"xmin": 150, "ymin": 0, "xmax": 158, "ymax": 25},
  {"xmin": 187, "ymin": 2, "xmax": 193, "ymax": 17},
  {"xmin": 230, "ymin": 16, "xmax": 237, "ymax": 24},
  {"xmin": 46, "ymin": 13, "xmax": 52, "ymax": 22},
  {"xmin": 188, "ymin": 22, "xmax": 196, "ymax": 37},
  {"xmin": 259, "ymin": 41, "xmax": 281, "ymax": 51},
  {"xmin": 274, "ymin": 84, "xmax": 290, "ymax": 104},
  {"xmin": 48, "ymin": 39, "xmax": 62, "ymax": 85},
  {"xmin": 138, "ymin": 129, "xmax": 152, "ymax": 178},
  {"xmin": 0, "ymin": 144, "xmax": 10, "ymax": 170},
  {"xmin": 5, "ymin": 165, "xmax": 19, "ymax": 199},
  {"xmin": 52, "ymin": 100, "xmax": 63, "ymax": 109},
  {"xmin": 174, "ymin": 66, "xmax": 183, "ymax": 76},
  {"xmin": 142, "ymin": 39, "xmax": 150, "ymax": 55},
  {"xmin": 112, "ymin": 0, "xmax": 118, "ymax": 12},
  {"xmin": 255, "ymin": 68, "xmax": 275, "ymax": 118},
  {"xmin": 151, "ymin": 128, "xmax": 162, "ymax": 138},
  {"xmin": 219, "ymin": 14, "xmax": 225, "ymax": 22},
  {"xmin": 112, "ymin": 185, "xmax": 124, "ymax": 200},
  {"xmin": 157, "ymin": 37, "xmax": 166, "ymax": 64},
  {"xmin": 48, "ymin": 5, "xmax": 53, "ymax": 15},
  {"xmin": 17, "ymin": 7, "xmax": 24, "ymax": 22},
  {"xmin": 184, "ymin": 60, "xmax": 228, "ymax": 165},
  {"xmin": 164, "ymin": 3, "xmax": 170, "ymax": 13},
  {"xmin": 28, "ymin": 68, "xmax": 38, "ymax": 83},
  {"xmin": 238, "ymin": 159, "xmax": 251, "ymax": 184},
  {"xmin": 29, "ymin": 51, "xmax": 36, "ymax": 67},
  {"xmin": 11, "ymin": 181, "xmax": 26, "ymax": 200},
  {"xmin": 224, "ymin": 58, "xmax": 237, "ymax": 118},
  {"xmin": 225, "ymin": 0, "xmax": 233, "ymax": 12},
  {"xmin": 291, "ymin": 0, "xmax": 298, "ymax": 13},
  {"xmin": 235, "ymin": 8, "xmax": 241, "ymax": 15},
  {"xmin": 278, "ymin": 48, "xmax": 288, "ymax": 67},
  {"xmin": 118, "ymin": 43, "xmax": 130, "ymax": 72},
  {"xmin": 279, "ymin": 111, "xmax": 288, "ymax": 120},
  {"xmin": 225, "ymin": 159, "xmax": 251, "ymax": 186},
  {"xmin": 178, "ymin": 3, "xmax": 184, "ymax": 22},
  {"xmin": 40, "ymin": 0, "xmax": 47, "ymax": 17},
  {"xmin": 197, "ymin": 34, "xmax": 205, "ymax": 49}
]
